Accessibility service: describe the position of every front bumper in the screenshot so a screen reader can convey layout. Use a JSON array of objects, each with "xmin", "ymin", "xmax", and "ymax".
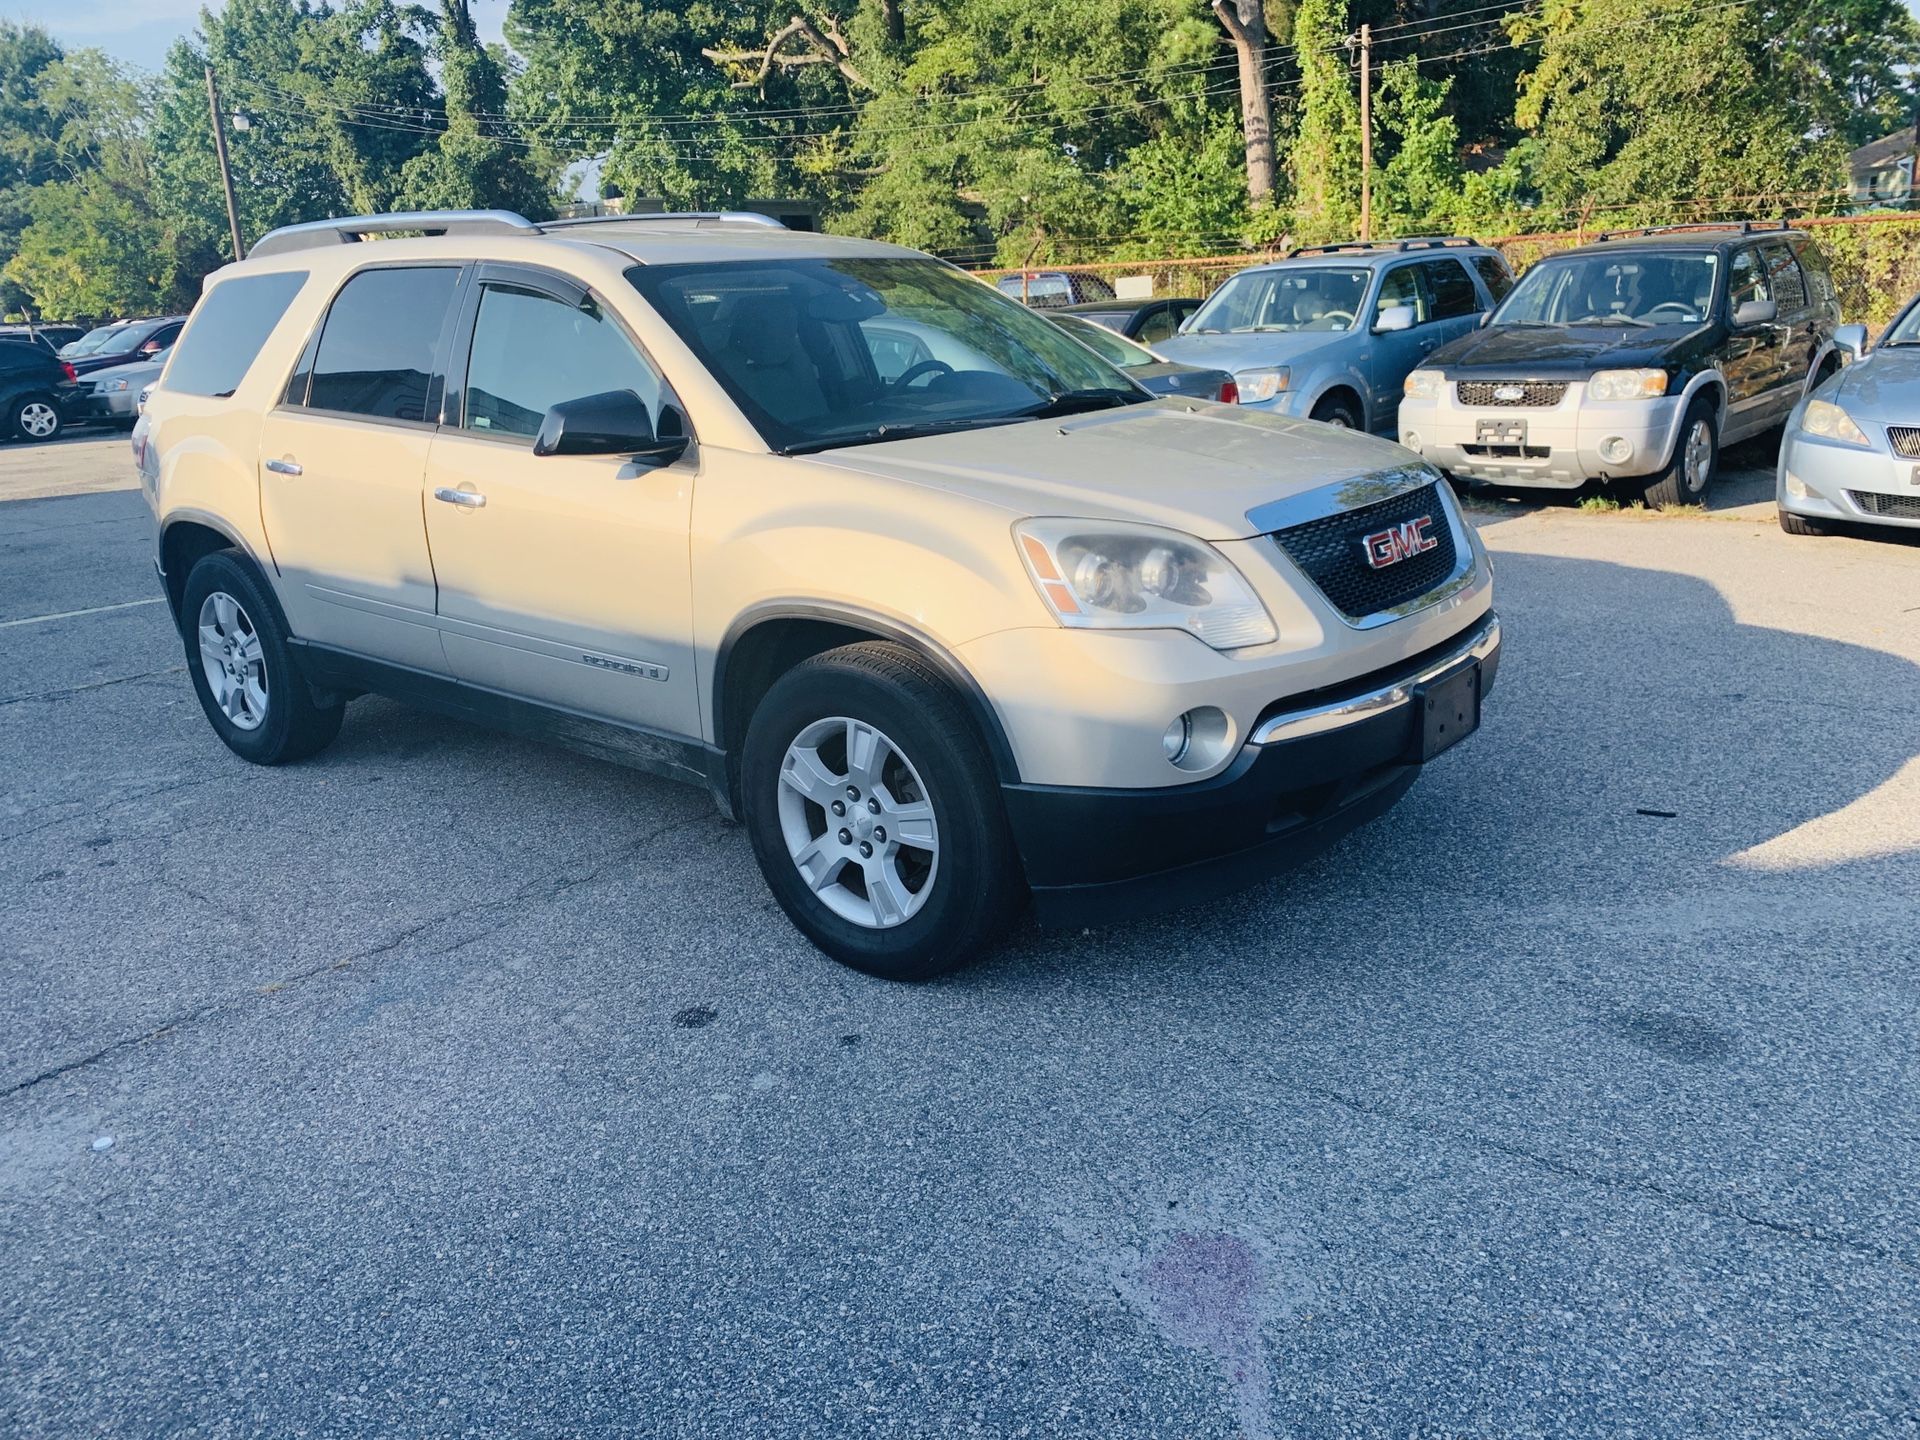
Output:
[
  {"xmin": 1400, "ymin": 385, "xmax": 1682, "ymax": 488},
  {"xmin": 1778, "ymin": 429, "xmax": 1920, "ymax": 529},
  {"xmin": 69, "ymin": 388, "xmax": 138, "ymax": 421},
  {"xmin": 1003, "ymin": 612, "xmax": 1500, "ymax": 926}
]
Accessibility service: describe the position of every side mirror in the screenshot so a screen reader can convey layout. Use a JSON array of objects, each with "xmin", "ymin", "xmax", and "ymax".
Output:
[
  {"xmin": 1733, "ymin": 298, "xmax": 1778, "ymax": 328},
  {"xmin": 1478, "ymin": 311, "xmax": 1494, "ymax": 329},
  {"xmin": 1833, "ymin": 323, "xmax": 1869, "ymax": 360},
  {"xmin": 1373, "ymin": 305, "xmax": 1416, "ymax": 334},
  {"xmin": 534, "ymin": 390, "xmax": 688, "ymax": 464}
]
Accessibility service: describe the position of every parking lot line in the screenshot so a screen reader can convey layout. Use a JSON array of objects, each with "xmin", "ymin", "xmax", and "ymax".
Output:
[{"xmin": 0, "ymin": 597, "xmax": 164, "ymax": 629}]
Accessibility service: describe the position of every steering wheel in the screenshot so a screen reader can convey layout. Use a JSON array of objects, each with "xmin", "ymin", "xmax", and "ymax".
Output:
[
  {"xmin": 1646, "ymin": 302, "xmax": 1696, "ymax": 321},
  {"xmin": 892, "ymin": 359, "xmax": 954, "ymax": 389},
  {"xmin": 1317, "ymin": 310, "xmax": 1355, "ymax": 329}
]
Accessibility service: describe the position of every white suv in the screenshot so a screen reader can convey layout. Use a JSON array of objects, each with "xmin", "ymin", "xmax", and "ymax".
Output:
[{"xmin": 135, "ymin": 209, "xmax": 1500, "ymax": 979}]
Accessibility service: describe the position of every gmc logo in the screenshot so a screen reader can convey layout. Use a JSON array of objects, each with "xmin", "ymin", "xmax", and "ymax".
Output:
[{"xmin": 1362, "ymin": 516, "xmax": 1439, "ymax": 570}]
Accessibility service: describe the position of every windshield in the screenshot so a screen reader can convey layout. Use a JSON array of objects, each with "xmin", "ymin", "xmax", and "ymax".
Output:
[
  {"xmin": 1495, "ymin": 253, "xmax": 1719, "ymax": 326},
  {"xmin": 628, "ymin": 258, "xmax": 1144, "ymax": 453},
  {"xmin": 1049, "ymin": 313, "xmax": 1155, "ymax": 370},
  {"xmin": 62, "ymin": 325, "xmax": 124, "ymax": 357},
  {"xmin": 1882, "ymin": 301, "xmax": 1920, "ymax": 347},
  {"xmin": 1186, "ymin": 267, "xmax": 1368, "ymax": 334}
]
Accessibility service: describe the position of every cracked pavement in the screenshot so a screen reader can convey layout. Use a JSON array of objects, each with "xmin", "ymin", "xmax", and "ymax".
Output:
[{"xmin": 3, "ymin": 437, "xmax": 1919, "ymax": 1438}]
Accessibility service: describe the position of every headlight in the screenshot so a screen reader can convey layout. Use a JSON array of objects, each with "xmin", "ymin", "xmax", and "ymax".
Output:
[
  {"xmin": 1587, "ymin": 368, "xmax": 1668, "ymax": 401},
  {"xmin": 105, "ymin": 379, "xmax": 129, "ymax": 392},
  {"xmin": 1403, "ymin": 369, "xmax": 1444, "ymax": 400},
  {"xmin": 1014, "ymin": 519, "xmax": 1277, "ymax": 650},
  {"xmin": 1235, "ymin": 367, "xmax": 1289, "ymax": 403},
  {"xmin": 1798, "ymin": 398, "xmax": 1870, "ymax": 447}
]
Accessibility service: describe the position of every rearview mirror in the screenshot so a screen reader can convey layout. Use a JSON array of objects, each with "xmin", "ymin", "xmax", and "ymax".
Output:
[
  {"xmin": 1733, "ymin": 298, "xmax": 1778, "ymax": 328},
  {"xmin": 1373, "ymin": 305, "xmax": 1416, "ymax": 334},
  {"xmin": 1833, "ymin": 323, "xmax": 1869, "ymax": 360},
  {"xmin": 534, "ymin": 390, "xmax": 688, "ymax": 464}
]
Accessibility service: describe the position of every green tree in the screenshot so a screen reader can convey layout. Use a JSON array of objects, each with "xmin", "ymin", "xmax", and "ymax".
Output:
[
  {"xmin": 0, "ymin": 23, "xmax": 69, "ymax": 315},
  {"xmin": 398, "ymin": 1, "xmax": 555, "ymax": 213},
  {"xmin": 1289, "ymin": 0, "xmax": 1360, "ymax": 242},
  {"xmin": 1371, "ymin": 59, "xmax": 1462, "ymax": 237}
]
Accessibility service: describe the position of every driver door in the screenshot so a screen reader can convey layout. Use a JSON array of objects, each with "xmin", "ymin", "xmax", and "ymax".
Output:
[
  {"xmin": 1722, "ymin": 246, "xmax": 1781, "ymax": 441},
  {"xmin": 1367, "ymin": 263, "xmax": 1432, "ymax": 433}
]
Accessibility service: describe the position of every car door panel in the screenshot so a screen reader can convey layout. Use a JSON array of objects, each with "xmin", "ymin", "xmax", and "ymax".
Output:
[
  {"xmin": 1720, "ymin": 246, "xmax": 1779, "ymax": 441},
  {"xmin": 1760, "ymin": 240, "xmax": 1816, "ymax": 421},
  {"xmin": 1366, "ymin": 264, "xmax": 1432, "ymax": 433},
  {"xmin": 422, "ymin": 267, "xmax": 700, "ymax": 739}
]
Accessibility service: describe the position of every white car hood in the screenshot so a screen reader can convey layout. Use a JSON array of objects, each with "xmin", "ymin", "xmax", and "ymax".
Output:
[{"xmin": 806, "ymin": 400, "xmax": 1422, "ymax": 541}]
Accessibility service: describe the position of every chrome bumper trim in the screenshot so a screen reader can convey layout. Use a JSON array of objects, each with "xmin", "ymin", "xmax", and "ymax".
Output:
[{"xmin": 1251, "ymin": 613, "xmax": 1500, "ymax": 746}]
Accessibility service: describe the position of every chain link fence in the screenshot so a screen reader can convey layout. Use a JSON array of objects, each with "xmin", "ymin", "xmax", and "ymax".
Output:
[{"xmin": 974, "ymin": 213, "xmax": 1920, "ymax": 331}]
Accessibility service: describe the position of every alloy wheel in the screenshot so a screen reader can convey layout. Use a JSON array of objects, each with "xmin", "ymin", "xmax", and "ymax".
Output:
[
  {"xmin": 776, "ymin": 716, "xmax": 939, "ymax": 929},
  {"xmin": 1682, "ymin": 418, "xmax": 1713, "ymax": 494},
  {"xmin": 197, "ymin": 591, "xmax": 268, "ymax": 731},
  {"xmin": 18, "ymin": 402, "xmax": 57, "ymax": 439}
]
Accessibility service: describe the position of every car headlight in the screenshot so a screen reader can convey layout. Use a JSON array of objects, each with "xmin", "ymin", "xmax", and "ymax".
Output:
[
  {"xmin": 1587, "ymin": 368, "xmax": 1669, "ymax": 401},
  {"xmin": 1403, "ymin": 369, "xmax": 1444, "ymax": 400},
  {"xmin": 1234, "ymin": 367, "xmax": 1289, "ymax": 403},
  {"xmin": 1798, "ymin": 397, "xmax": 1870, "ymax": 448},
  {"xmin": 1014, "ymin": 519, "xmax": 1277, "ymax": 650},
  {"xmin": 104, "ymin": 379, "xmax": 129, "ymax": 392}
]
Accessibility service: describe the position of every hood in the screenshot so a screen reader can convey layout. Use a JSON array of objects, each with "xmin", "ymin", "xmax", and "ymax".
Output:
[
  {"xmin": 1829, "ymin": 345, "xmax": 1920, "ymax": 421},
  {"xmin": 1432, "ymin": 321, "xmax": 1714, "ymax": 375},
  {"xmin": 1154, "ymin": 329, "xmax": 1353, "ymax": 376},
  {"xmin": 804, "ymin": 399, "xmax": 1422, "ymax": 541},
  {"xmin": 87, "ymin": 355, "xmax": 164, "ymax": 386}
]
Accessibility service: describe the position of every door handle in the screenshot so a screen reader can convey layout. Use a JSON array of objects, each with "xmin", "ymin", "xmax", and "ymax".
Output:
[
  {"xmin": 264, "ymin": 458, "xmax": 302, "ymax": 476},
  {"xmin": 433, "ymin": 486, "xmax": 486, "ymax": 509}
]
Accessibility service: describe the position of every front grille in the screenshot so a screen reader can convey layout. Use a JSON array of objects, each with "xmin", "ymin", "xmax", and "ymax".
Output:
[
  {"xmin": 1269, "ymin": 483, "xmax": 1460, "ymax": 621},
  {"xmin": 1456, "ymin": 380, "xmax": 1566, "ymax": 408},
  {"xmin": 1884, "ymin": 426, "xmax": 1920, "ymax": 458},
  {"xmin": 1849, "ymin": 489, "xmax": 1920, "ymax": 520},
  {"xmin": 1463, "ymin": 444, "xmax": 1552, "ymax": 460}
]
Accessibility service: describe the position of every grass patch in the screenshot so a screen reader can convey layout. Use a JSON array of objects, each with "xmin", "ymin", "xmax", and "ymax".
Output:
[{"xmin": 1576, "ymin": 494, "xmax": 1621, "ymax": 513}]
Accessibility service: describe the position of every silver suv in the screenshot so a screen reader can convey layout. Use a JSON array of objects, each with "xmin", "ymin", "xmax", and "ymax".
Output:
[
  {"xmin": 136, "ymin": 209, "xmax": 1500, "ymax": 980},
  {"xmin": 1157, "ymin": 237, "xmax": 1513, "ymax": 433}
]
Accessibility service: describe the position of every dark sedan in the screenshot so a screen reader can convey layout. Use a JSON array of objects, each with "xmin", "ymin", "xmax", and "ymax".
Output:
[
  {"xmin": 1046, "ymin": 312, "xmax": 1237, "ymax": 403},
  {"xmin": 1057, "ymin": 297, "xmax": 1204, "ymax": 345},
  {"xmin": 61, "ymin": 317, "xmax": 187, "ymax": 378}
]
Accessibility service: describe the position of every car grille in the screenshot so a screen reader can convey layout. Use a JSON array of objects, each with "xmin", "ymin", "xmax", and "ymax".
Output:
[
  {"xmin": 1884, "ymin": 426, "xmax": 1920, "ymax": 458},
  {"xmin": 1849, "ymin": 490, "xmax": 1920, "ymax": 520},
  {"xmin": 1268, "ymin": 482, "xmax": 1459, "ymax": 621},
  {"xmin": 1456, "ymin": 380, "xmax": 1566, "ymax": 408}
]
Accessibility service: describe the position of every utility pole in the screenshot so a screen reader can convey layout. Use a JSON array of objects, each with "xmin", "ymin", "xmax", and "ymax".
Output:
[
  {"xmin": 1358, "ymin": 23, "xmax": 1373, "ymax": 242},
  {"xmin": 204, "ymin": 66, "xmax": 245, "ymax": 262}
]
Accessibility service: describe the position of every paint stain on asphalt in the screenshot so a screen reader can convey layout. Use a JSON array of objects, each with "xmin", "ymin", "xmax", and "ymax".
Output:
[
  {"xmin": 1613, "ymin": 1008, "xmax": 1733, "ymax": 1065},
  {"xmin": 1141, "ymin": 1231, "xmax": 1273, "ymax": 1436},
  {"xmin": 671, "ymin": 1005, "xmax": 718, "ymax": 1029}
]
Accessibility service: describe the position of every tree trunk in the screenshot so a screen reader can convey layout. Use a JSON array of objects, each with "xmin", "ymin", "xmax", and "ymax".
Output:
[{"xmin": 1213, "ymin": 0, "xmax": 1275, "ymax": 205}]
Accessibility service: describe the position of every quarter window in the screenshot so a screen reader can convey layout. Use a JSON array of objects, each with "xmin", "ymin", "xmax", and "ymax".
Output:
[
  {"xmin": 1417, "ymin": 259, "xmax": 1480, "ymax": 319},
  {"xmin": 165, "ymin": 271, "xmax": 309, "ymax": 398},
  {"xmin": 463, "ymin": 283, "xmax": 664, "ymax": 439},
  {"xmin": 306, "ymin": 266, "xmax": 460, "ymax": 422}
]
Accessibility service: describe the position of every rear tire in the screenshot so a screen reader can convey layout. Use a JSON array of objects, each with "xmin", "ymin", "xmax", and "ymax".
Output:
[
  {"xmin": 741, "ymin": 642, "xmax": 1023, "ymax": 980},
  {"xmin": 1310, "ymin": 394, "xmax": 1362, "ymax": 430},
  {"xmin": 8, "ymin": 394, "xmax": 62, "ymax": 443},
  {"xmin": 181, "ymin": 549, "xmax": 344, "ymax": 765},
  {"xmin": 1641, "ymin": 396, "xmax": 1717, "ymax": 508},
  {"xmin": 1778, "ymin": 510, "xmax": 1828, "ymax": 537}
]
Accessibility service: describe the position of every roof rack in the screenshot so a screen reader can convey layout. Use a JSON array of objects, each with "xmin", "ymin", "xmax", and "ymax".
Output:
[
  {"xmin": 540, "ymin": 211, "xmax": 786, "ymax": 231},
  {"xmin": 249, "ymin": 210, "xmax": 539, "ymax": 259},
  {"xmin": 1286, "ymin": 235, "xmax": 1479, "ymax": 258},
  {"xmin": 1594, "ymin": 220, "xmax": 1795, "ymax": 242}
]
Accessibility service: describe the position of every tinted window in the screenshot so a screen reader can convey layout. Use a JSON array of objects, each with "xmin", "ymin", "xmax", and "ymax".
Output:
[
  {"xmin": 1135, "ymin": 307, "xmax": 1179, "ymax": 344},
  {"xmin": 307, "ymin": 267, "xmax": 459, "ymax": 422},
  {"xmin": 463, "ymin": 284, "xmax": 664, "ymax": 439},
  {"xmin": 1473, "ymin": 254, "xmax": 1513, "ymax": 301},
  {"xmin": 1418, "ymin": 259, "xmax": 1480, "ymax": 319},
  {"xmin": 1792, "ymin": 238, "xmax": 1835, "ymax": 307},
  {"xmin": 1761, "ymin": 242, "xmax": 1807, "ymax": 310},
  {"xmin": 166, "ymin": 272, "xmax": 309, "ymax": 398}
]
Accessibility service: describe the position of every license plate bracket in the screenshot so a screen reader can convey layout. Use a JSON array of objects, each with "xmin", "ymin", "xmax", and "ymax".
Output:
[
  {"xmin": 1413, "ymin": 663, "xmax": 1481, "ymax": 762},
  {"xmin": 1476, "ymin": 418, "xmax": 1528, "ymax": 446}
]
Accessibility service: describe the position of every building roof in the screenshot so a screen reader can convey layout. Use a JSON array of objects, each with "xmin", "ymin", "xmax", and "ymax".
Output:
[{"xmin": 1851, "ymin": 127, "xmax": 1916, "ymax": 172}]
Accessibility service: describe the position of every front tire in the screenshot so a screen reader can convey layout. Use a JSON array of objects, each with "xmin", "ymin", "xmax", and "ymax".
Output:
[
  {"xmin": 181, "ymin": 550, "xmax": 344, "ymax": 765},
  {"xmin": 1310, "ymin": 394, "xmax": 1362, "ymax": 430},
  {"xmin": 1641, "ymin": 397, "xmax": 1717, "ymax": 508},
  {"xmin": 741, "ymin": 642, "xmax": 1023, "ymax": 980},
  {"xmin": 9, "ymin": 394, "xmax": 62, "ymax": 443}
]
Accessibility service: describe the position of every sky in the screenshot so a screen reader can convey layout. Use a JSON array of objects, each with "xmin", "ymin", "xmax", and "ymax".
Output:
[{"xmin": 0, "ymin": 0, "xmax": 511, "ymax": 74}]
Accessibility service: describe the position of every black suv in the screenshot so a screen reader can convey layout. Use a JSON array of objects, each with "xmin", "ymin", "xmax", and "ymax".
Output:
[
  {"xmin": 1400, "ymin": 223, "xmax": 1844, "ymax": 505},
  {"xmin": 0, "ymin": 342, "xmax": 74, "ymax": 443}
]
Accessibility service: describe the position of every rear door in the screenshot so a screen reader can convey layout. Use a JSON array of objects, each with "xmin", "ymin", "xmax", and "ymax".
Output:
[
  {"xmin": 421, "ymin": 264, "xmax": 700, "ymax": 738},
  {"xmin": 1759, "ymin": 239, "xmax": 1816, "ymax": 414},
  {"xmin": 257, "ymin": 262, "xmax": 464, "ymax": 672}
]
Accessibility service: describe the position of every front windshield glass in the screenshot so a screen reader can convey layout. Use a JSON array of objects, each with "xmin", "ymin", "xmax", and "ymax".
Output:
[
  {"xmin": 1495, "ymin": 253, "xmax": 1719, "ymax": 327},
  {"xmin": 1881, "ymin": 302, "xmax": 1920, "ymax": 346},
  {"xmin": 1050, "ymin": 313, "xmax": 1155, "ymax": 370},
  {"xmin": 628, "ymin": 258, "xmax": 1142, "ymax": 453},
  {"xmin": 1186, "ymin": 267, "xmax": 1368, "ymax": 334},
  {"xmin": 62, "ymin": 325, "xmax": 123, "ymax": 357}
]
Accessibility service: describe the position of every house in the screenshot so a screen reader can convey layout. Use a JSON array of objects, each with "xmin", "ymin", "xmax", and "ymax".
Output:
[{"xmin": 1849, "ymin": 127, "xmax": 1916, "ymax": 208}]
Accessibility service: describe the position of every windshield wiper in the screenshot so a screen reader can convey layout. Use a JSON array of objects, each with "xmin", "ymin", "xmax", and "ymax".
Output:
[
  {"xmin": 780, "ymin": 415, "xmax": 1028, "ymax": 455},
  {"xmin": 1012, "ymin": 387, "xmax": 1145, "ymax": 419}
]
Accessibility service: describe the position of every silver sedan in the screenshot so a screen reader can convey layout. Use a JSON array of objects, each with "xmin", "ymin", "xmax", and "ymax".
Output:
[{"xmin": 1778, "ymin": 308, "xmax": 1920, "ymax": 535}]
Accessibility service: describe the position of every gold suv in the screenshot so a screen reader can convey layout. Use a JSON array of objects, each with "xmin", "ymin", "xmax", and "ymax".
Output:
[{"xmin": 135, "ymin": 209, "xmax": 1501, "ymax": 979}]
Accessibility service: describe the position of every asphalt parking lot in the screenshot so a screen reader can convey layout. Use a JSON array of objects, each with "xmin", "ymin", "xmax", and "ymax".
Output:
[{"xmin": 3, "ymin": 435, "xmax": 1918, "ymax": 1438}]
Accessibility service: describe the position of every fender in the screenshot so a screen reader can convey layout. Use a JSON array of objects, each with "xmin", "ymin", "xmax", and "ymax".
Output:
[
  {"xmin": 1802, "ymin": 341, "xmax": 1844, "ymax": 395},
  {"xmin": 156, "ymin": 507, "xmax": 285, "ymax": 629},
  {"xmin": 712, "ymin": 600, "xmax": 1022, "ymax": 786},
  {"xmin": 1297, "ymin": 365, "xmax": 1374, "ymax": 429}
]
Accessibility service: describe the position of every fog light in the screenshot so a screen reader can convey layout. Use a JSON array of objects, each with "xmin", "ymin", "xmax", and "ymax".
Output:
[
  {"xmin": 1162, "ymin": 714, "xmax": 1192, "ymax": 764},
  {"xmin": 1402, "ymin": 430, "xmax": 1423, "ymax": 455},
  {"xmin": 1599, "ymin": 436, "xmax": 1633, "ymax": 465},
  {"xmin": 1785, "ymin": 469, "xmax": 1809, "ymax": 499},
  {"xmin": 1164, "ymin": 706, "xmax": 1233, "ymax": 772}
]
